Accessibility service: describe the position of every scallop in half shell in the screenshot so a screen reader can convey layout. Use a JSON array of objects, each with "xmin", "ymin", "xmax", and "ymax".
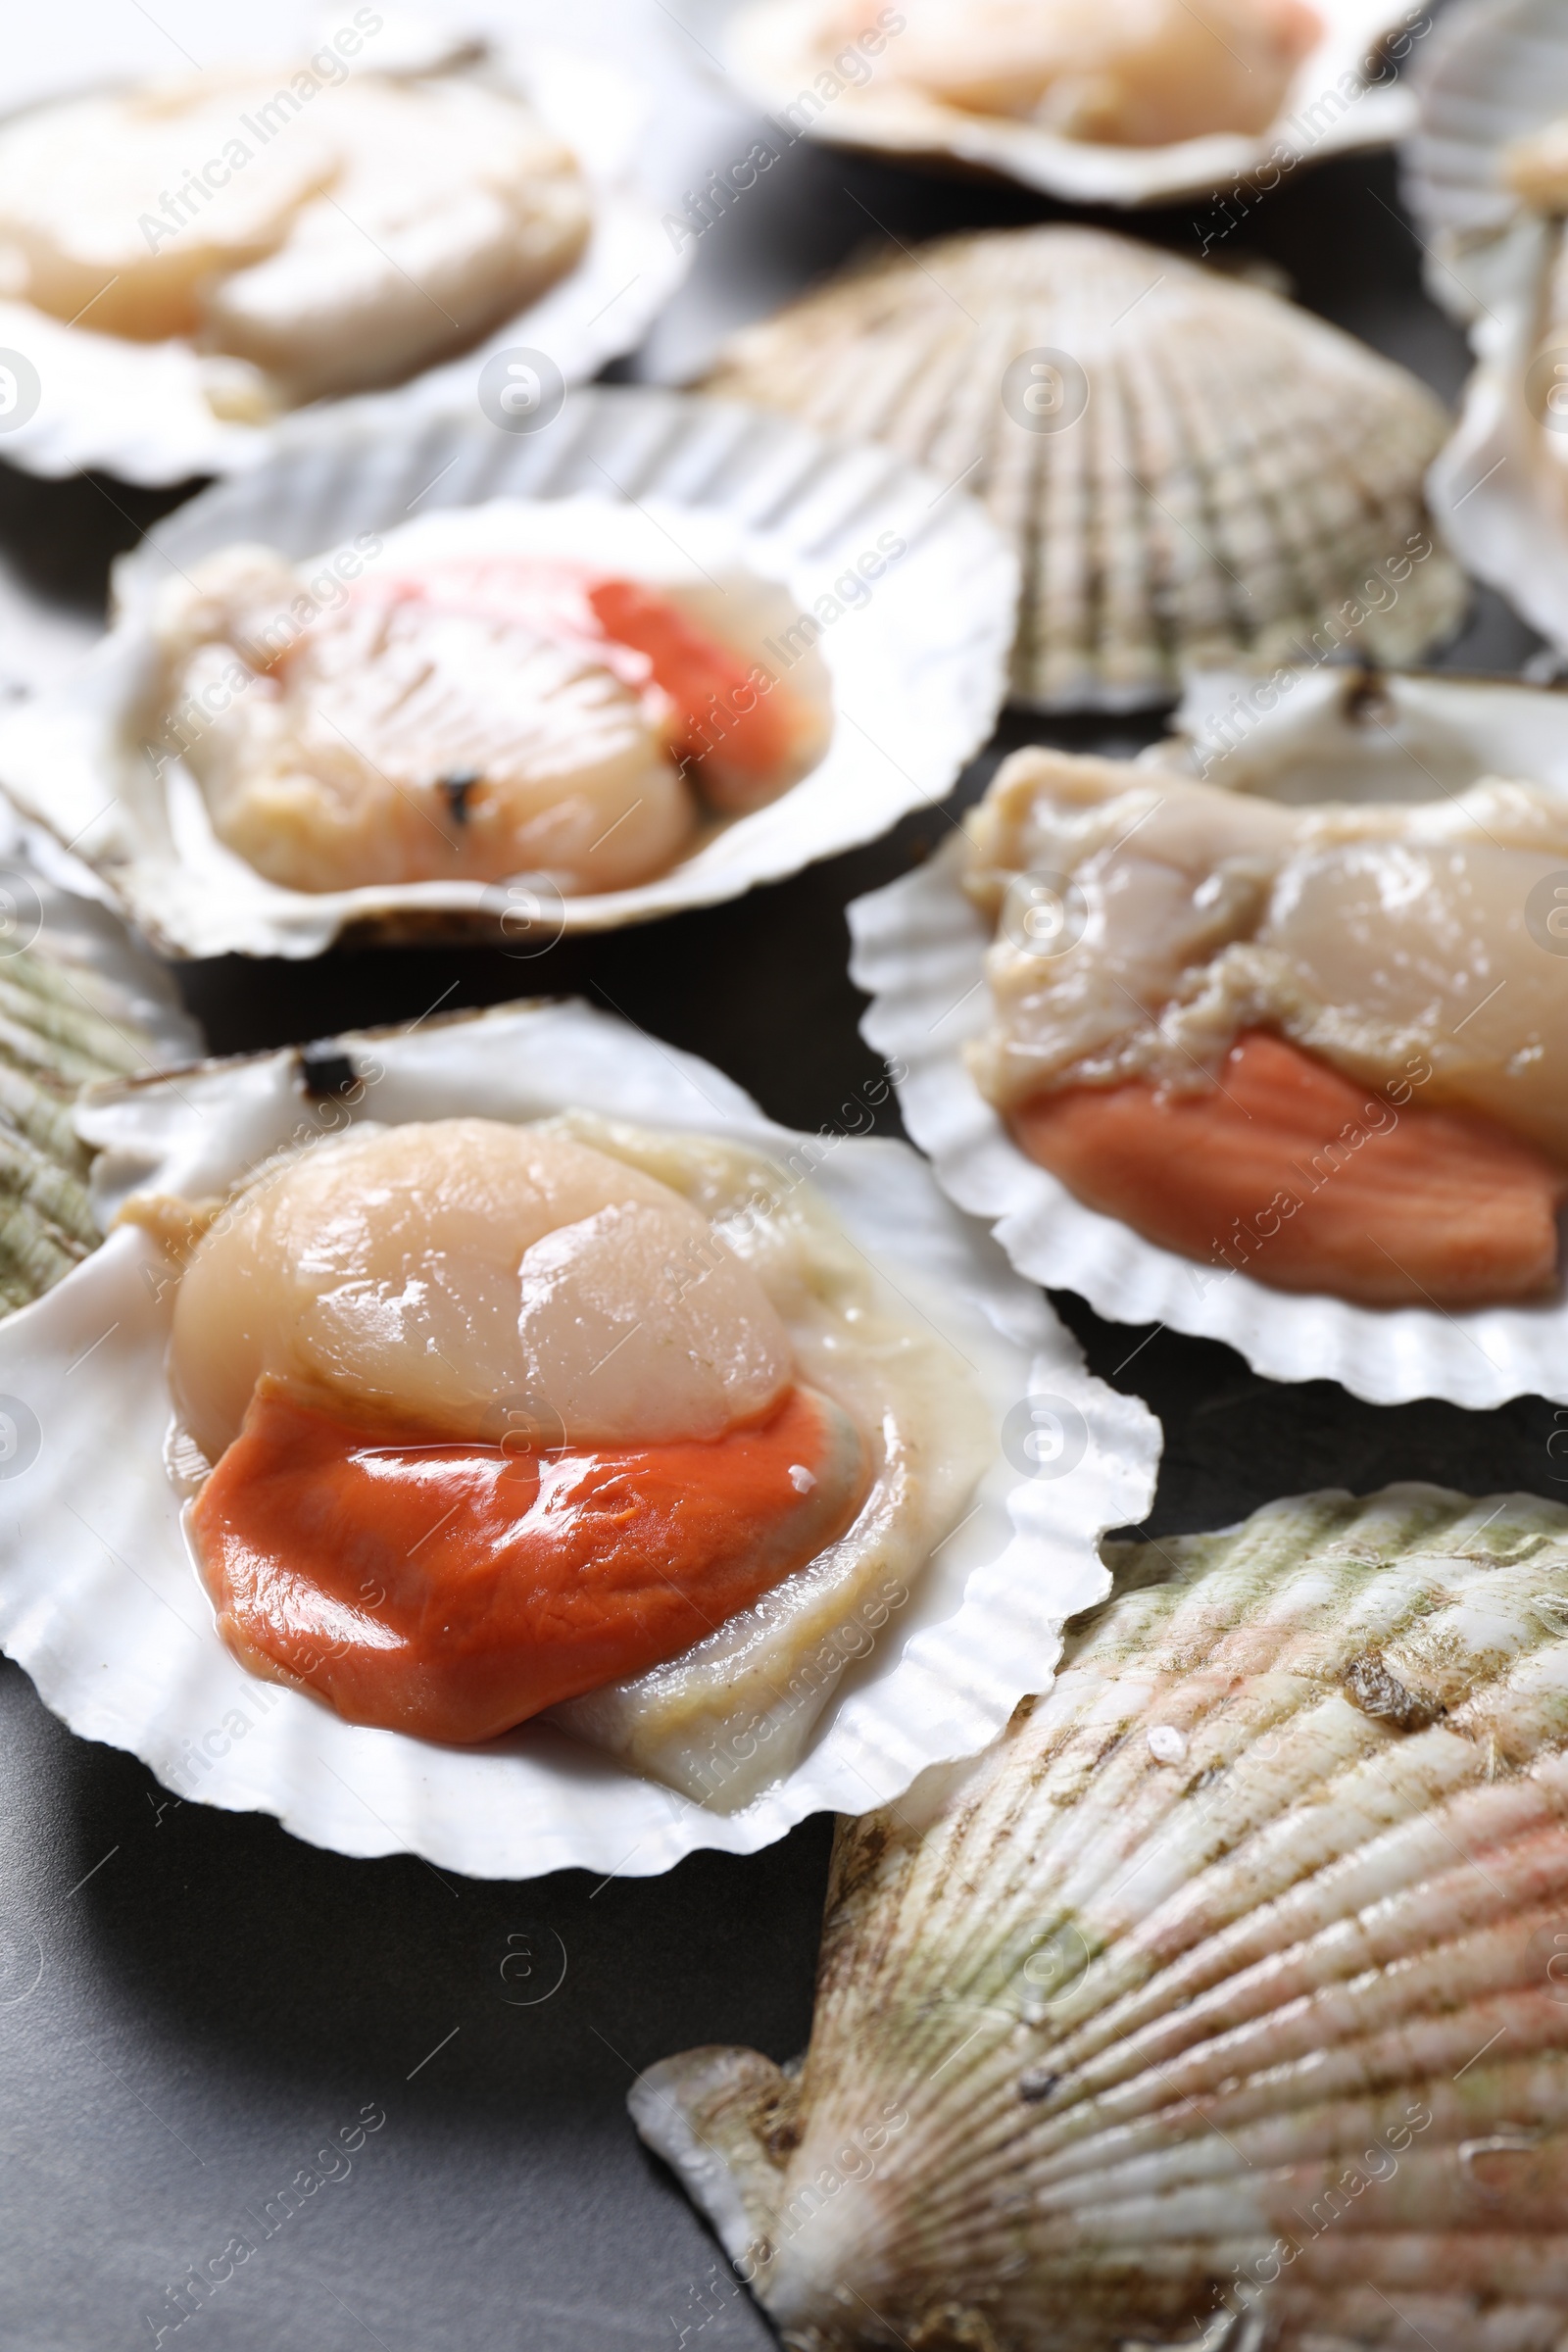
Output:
[
  {"xmin": 702, "ymin": 0, "xmax": 1419, "ymax": 207},
  {"xmin": 699, "ymin": 227, "xmax": 1464, "ymax": 711},
  {"xmin": 847, "ymin": 677, "xmax": 1568, "ymax": 1410},
  {"xmin": 0, "ymin": 387, "xmax": 1015, "ymax": 957},
  {"xmin": 632, "ymin": 1481, "xmax": 1568, "ymax": 2350},
  {"xmin": 0, "ymin": 997, "xmax": 1156, "ymax": 1879}
]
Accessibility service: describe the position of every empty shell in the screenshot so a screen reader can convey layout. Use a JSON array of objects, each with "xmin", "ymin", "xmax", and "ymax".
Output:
[
  {"xmin": 633, "ymin": 1481, "xmax": 1568, "ymax": 2350},
  {"xmin": 700, "ymin": 226, "xmax": 1464, "ymax": 710}
]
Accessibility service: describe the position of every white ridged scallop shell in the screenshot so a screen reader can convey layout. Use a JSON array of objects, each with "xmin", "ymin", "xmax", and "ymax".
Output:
[
  {"xmin": 1402, "ymin": 0, "xmax": 1568, "ymax": 321},
  {"xmin": 683, "ymin": 0, "xmax": 1416, "ymax": 206},
  {"xmin": 0, "ymin": 996, "xmax": 1157, "ymax": 1878},
  {"xmin": 1404, "ymin": 0, "xmax": 1568, "ymax": 651},
  {"xmin": 632, "ymin": 1481, "xmax": 1568, "ymax": 2352},
  {"xmin": 0, "ymin": 803, "xmax": 198, "ymax": 1314},
  {"xmin": 0, "ymin": 40, "xmax": 687, "ymax": 486},
  {"xmin": 1163, "ymin": 662, "xmax": 1568, "ymax": 800},
  {"xmin": 699, "ymin": 226, "xmax": 1465, "ymax": 711},
  {"xmin": 0, "ymin": 385, "xmax": 1015, "ymax": 957},
  {"xmin": 847, "ymin": 670, "xmax": 1568, "ymax": 1409}
]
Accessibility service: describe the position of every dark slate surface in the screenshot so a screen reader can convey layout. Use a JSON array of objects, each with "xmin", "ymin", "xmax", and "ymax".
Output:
[{"xmin": 0, "ymin": 33, "xmax": 1562, "ymax": 2352}]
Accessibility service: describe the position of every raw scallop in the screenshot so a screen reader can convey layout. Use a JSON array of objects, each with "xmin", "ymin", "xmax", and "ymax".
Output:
[
  {"xmin": 0, "ymin": 64, "xmax": 589, "ymax": 403},
  {"xmin": 721, "ymin": 0, "xmax": 1417, "ymax": 208},
  {"xmin": 150, "ymin": 546, "xmax": 698, "ymax": 896},
  {"xmin": 966, "ymin": 747, "xmax": 1568, "ymax": 1157},
  {"xmin": 169, "ymin": 1117, "xmax": 794, "ymax": 1459},
  {"xmin": 146, "ymin": 519, "xmax": 831, "ymax": 897},
  {"xmin": 632, "ymin": 1482, "xmax": 1568, "ymax": 2350},
  {"xmin": 149, "ymin": 1106, "xmax": 998, "ymax": 1803},
  {"xmin": 0, "ymin": 993, "xmax": 1154, "ymax": 1875},
  {"xmin": 825, "ymin": 0, "xmax": 1322, "ymax": 142}
]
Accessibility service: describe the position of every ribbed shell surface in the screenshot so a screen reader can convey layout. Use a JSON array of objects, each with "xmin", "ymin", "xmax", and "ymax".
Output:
[
  {"xmin": 0, "ymin": 936, "xmax": 171, "ymax": 1312},
  {"xmin": 631, "ymin": 1484, "xmax": 1568, "ymax": 2349},
  {"xmin": 699, "ymin": 227, "xmax": 1466, "ymax": 711}
]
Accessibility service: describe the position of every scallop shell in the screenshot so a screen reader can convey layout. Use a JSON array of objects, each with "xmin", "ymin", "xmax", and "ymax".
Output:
[
  {"xmin": 0, "ymin": 385, "xmax": 1016, "ymax": 957},
  {"xmin": 0, "ymin": 39, "xmax": 688, "ymax": 486},
  {"xmin": 0, "ymin": 995, "xmax": 1157, "ymax": 1877},
  {"xmin": 0, "ymin": 805, "xmax": 198, "ymax": 1316},
  {"xmin": 1163, "ymin": 661, "xmax": 1568, "ymax": 800},
  {"xmin": 684, "ymin": 0, "xmax": 1416, "ymax": 207},
  {"xmin": 847, "ymin": 667, "xmax": 1568, "ymax": 1408},
  {"xmin": 698, "ymin": 226, "xmax": 1465, "ymax": 712},
  {"xmin": 1403, "ymin": 0, "xmax": 1568, "ymax": 652},
  {"xmin": 1401, "ymin": 0, "xmax": 1568, "ymax": 322},
  {"xmin": 632, "ymin": 1480, "xmax": 1568, "ymax": 2352}
]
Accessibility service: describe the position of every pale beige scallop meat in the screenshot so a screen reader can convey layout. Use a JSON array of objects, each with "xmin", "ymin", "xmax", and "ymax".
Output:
[
  {"xmin": 150, "ymin": 547, "xmax": 696, "ymax": 896},
  {"xmin": 161, "ymin": 1111, "xmax": 994, "ymax": 1805},
  {"xmin": 0, "ymin": 75, "xmax": 338, "ymax": 343},
  {"xmin": 826, "ymin": 0, "xmax": 1322, "ymax": 143},
  {"xmin": 0, "ymin": 67, "xmax": 589, "ymax": 402},
  {"xmin": 201, "ymin": 76, "xmax": 591, "ymax": 402},
  {"xmin": 170, "ymin": 1118, "xmax": 794, "ymax": 1462},
  {"xmin": 967, "ymin": 748, "xmax": 1568, "ymax": 1160},
  {"xmin": 543, "ymin": 1113, "xmax": 996, "ymax": 1803}
]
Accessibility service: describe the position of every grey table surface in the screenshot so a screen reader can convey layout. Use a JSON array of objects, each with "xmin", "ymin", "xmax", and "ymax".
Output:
[{"xmin": 2, "ymin": 6, "xmax": 1565, "ymax": 2349}]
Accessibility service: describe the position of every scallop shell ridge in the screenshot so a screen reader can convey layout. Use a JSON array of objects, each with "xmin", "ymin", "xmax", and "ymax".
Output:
[
  {"xmin": 699, "ymin": 226, "xmax": 1465, "ymax": 712},
  {"xmin": 632, "ymin": 1482, "xmax": 1568, "ymax": 2349},
  {"xmin": 0, "ymin": 842, "xmax": 197, "ymax": 1312}
]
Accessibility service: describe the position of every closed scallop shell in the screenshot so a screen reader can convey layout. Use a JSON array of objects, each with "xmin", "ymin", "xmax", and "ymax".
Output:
[
  {"xmin": 632, "ymin": 1481, "xmax": 1568, "ymax": 2351},
  {"xmin": 689, "ymin": 0, "xmax": 1417, "ymax": 207},
  {"xmin": 699, "ymin": 226, "xmax": 1464, "ymax": 711},
  {"xmin": 847, "ymin": 666, "xmax": 1568, "ymax": 1410}
]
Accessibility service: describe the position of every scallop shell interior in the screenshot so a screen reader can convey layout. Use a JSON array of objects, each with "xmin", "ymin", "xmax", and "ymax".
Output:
[
  {"xmin": 705, "ymin": 0, "xmax": 1416, "ymax": 207},
  {"xmin": 0, "ymin": 997, "xmax": 1157, "ymax": 1879},
  {"xmin": 699, "ymin": 226, "xmax": 1464, "ymax": 712},
  {"xmin": 846, "ymin": 673, "xmax": 1568, "ymax": 1407},
  {"xmin": 0, "ymin": 387, "xmax": 1017, "ymax": 957},
  {"xmin": 0, "ymin": 40, "xmax": 688, "ymax": 486},
  {"xmin": 1162, "ymin": 663, "xmax": 1568, "ymax": 803},
  {"xmin": 632, "ymin": 1481, "xmax": 1568, "ymax": 2352}
]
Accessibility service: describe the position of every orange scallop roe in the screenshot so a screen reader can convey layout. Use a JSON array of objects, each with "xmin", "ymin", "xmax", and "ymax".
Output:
[
  {"xmin": 1010, "ymin": 1030, "xmax": 1568, "ymax": 1309},
  {"xmin": 190, "ymin": 1380, "xmax": 869, "ymax": 1743},
  {"xmin": 585, "ymin": 577, "xmax": 808, "ymax": 811}
]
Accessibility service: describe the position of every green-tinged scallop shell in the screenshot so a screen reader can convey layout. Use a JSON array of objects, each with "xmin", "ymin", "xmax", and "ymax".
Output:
[
  {"xmin": 0, "ymin": 933, "xmax": 181, "ymax": 1314},
  {"xmin": 631, "ymin": 1484, "xmax": 1568, "ymax": 2350},
  {"xmin": 699, "ymin": 226, "xmax": 1464, "ymax": 713}
]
